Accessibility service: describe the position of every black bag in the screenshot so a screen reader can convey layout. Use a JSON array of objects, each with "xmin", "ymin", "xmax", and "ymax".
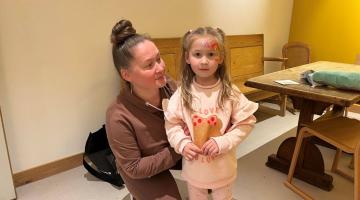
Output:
[{"xmin": 83, "ymin": 125, "xmax": 124, "ymax": 187}]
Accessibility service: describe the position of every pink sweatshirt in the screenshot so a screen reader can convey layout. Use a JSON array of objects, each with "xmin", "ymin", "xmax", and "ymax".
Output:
[{"xmin": 164, "ymin": 79, "xmax": 258, "ymax": 189}]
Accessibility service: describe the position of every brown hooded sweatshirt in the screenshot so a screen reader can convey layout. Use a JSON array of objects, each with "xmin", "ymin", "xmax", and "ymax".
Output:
[{"xmin": 106, "ymin": 83, "xmax": 182, "ymax": 200}]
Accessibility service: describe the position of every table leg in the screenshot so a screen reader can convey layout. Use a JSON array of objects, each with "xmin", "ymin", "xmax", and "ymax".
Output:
[{"xmin": 266, "ymin": 98, "xmax": 334, "ymax": 191}]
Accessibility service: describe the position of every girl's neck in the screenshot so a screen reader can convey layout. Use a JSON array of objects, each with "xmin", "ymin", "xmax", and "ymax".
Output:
[
  {"xmin": 131, "ymin": 86, "xmax": 160, "ymax": 107},
  {"xmin": 195, "ymin": 76, "xmax": 218, "ymax": 86}
]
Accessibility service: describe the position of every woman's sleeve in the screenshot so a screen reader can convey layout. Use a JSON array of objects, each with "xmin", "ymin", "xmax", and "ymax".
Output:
[
  {"xmin": 212, "ymin": 92, "xmax": 259, "ymax": 154},
  {"xmin": 164, "ymin": 89, "xmax": 192, "ymax": 154},
  {"xmin": 106, "ymin": 113, "xmax": 181, "ymax": 179}
]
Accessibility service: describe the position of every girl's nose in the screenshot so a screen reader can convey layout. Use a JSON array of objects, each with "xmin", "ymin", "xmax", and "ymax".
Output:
[{"xmin": 200, "ymin": 56, "xmax": 209, "ymax": 64}]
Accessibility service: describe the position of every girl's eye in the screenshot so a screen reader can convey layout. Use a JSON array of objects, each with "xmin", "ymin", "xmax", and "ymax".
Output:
[
  {"xmin": 208, "ymin": 52, "xmax": 215, "ymax": 57},
  {"xmin": 194, "ymin": 52, "xmax": 201, "ymax": 57}
]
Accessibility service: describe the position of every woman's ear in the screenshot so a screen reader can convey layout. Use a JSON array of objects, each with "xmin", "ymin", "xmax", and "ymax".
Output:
[{"xmin": 120, "ymin": 68, "xmax": 131, "ymax": 82}]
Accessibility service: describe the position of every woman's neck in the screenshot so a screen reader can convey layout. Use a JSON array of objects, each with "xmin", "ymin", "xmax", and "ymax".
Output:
[{"xmin": 131, "ymin": 86, "xmax": 160, "ymax": 107}]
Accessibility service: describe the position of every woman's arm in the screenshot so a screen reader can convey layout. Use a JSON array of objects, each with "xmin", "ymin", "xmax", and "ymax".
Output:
[
  {"xmin": 107, "ymin": 120, "xmax": 181, "ymax": 179},
  {"xmin": 164, "ymin": 89, "xmax": 192, "ymax": 154}
]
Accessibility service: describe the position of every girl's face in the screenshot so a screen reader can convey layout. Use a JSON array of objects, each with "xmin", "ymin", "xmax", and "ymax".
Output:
[
  {"xmin": 121, "ymin": 40, "xmax": 166, "ymax": 92},
  {"xmin": 186, "ymin": 36, "xmax": 223, "ymax": 86}
]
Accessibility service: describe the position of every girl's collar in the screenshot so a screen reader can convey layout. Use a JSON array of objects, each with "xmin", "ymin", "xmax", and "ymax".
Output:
[{"xmin": 193, "ymin": 78, "xmax": 221, "ymax": 89}]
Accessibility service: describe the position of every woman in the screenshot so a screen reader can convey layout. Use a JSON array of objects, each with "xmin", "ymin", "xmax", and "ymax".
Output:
[{"xmin": 106, "ymin": 19, "xmax": 182, "ymax": 199}]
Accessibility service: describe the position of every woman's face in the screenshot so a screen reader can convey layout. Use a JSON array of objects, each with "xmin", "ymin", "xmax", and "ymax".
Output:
[{"xmin": 121, "ymin": 40, "xmax": 166, "ymax": 92}]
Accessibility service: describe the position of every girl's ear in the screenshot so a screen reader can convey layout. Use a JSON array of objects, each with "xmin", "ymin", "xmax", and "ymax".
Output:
[
  {"xmin": 218, "ymin": 55, "xmax": 224, "ymax": 64},
  {"xmin": 120, "ymin": 68, "xmax": 131, "ymax": 82},
  {"xmin": 185, "ymin": 52, "xmax": 191, "ymax": 64}
]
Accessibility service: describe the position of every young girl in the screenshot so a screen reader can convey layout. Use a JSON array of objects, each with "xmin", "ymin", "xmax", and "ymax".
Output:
[{"xmin": 164, "ymin": 27, "xmax": 258, "ymax": 200}]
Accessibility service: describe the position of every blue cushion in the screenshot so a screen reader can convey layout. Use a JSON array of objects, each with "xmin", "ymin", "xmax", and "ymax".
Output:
[{"xmin": 312, "ymin": 71, "xmax": 360, "ymax": 91}]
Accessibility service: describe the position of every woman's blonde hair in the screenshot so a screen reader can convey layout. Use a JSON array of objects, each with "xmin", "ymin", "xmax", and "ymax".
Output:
[{"xmin": 180, "ymin": 27, "xmax": 237, "ymax": 112}]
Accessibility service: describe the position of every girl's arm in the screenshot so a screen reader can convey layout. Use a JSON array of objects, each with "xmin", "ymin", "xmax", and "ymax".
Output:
[{"xmin": 212, "ymin": 93, "xmax": 259, "ymax": 154}]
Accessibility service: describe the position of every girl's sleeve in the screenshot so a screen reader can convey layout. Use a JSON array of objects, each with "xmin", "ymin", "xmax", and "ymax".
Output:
[
  {"xmin": 164, "ymin": 89, "xmax": 192, "ymax": 154},
  {"xmin": 106, "ymin": 112, "xmax": 181, "ymax": 179},
  {"xmin": 212, "ymin": 92, "xmax": 259, "ymax": 154}
]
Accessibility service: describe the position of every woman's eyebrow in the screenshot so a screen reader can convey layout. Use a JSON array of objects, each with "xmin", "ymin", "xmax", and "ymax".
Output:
[{"xmin": 144, "ymin": 52, "xmax": 160, "ymax": 62}]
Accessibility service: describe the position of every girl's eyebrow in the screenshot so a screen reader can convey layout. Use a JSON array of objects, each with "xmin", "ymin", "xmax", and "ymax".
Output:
[{"xmin": 192, "ymin": 49, "xmax": 217, "ymax": 52}]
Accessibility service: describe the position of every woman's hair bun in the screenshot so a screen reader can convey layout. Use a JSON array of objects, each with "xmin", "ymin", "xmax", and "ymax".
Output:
[{"xmin": 111, "ymin": 19, "xmax": 137, "ymax": 46}]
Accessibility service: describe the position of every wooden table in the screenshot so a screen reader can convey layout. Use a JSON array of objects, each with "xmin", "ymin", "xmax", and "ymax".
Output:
[{"xmin": 245, "ymin": 61, "xmax": 360, "ymax": 190}]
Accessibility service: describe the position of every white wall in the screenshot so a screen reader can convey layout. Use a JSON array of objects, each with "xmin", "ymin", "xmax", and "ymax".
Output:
[
  {"xmin": 0, "ymin": 109, "xmax": 16, "ymax": 199},
  {"xmin": 0, "ymin": 0, "xmax": 293, "ymax": 173}
]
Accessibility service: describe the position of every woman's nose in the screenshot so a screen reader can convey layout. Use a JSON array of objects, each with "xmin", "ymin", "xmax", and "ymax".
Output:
[{"xmin": 155, "ymin": 59, "xmax": 165, "ymax": 73}]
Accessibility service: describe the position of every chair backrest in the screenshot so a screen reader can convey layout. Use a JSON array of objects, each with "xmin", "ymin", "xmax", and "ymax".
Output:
[
  {"xmin": 355, "ymin": 53, "xmax": 360, "ymax": 65},
  {"xmin": 282, "ymin": 42, "xmax": 310, "ymax": 69}
]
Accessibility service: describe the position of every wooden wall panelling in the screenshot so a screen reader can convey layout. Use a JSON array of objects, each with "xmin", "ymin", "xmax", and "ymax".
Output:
[{"xmin": 152, "ymin": 38, "xmax": 181, "ymax": 81}]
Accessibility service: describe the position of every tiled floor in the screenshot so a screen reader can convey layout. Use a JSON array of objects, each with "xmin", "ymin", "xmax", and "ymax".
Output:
[{"xmin": 16, "ymin": 111, "xmax": 358, "ymax": 200}]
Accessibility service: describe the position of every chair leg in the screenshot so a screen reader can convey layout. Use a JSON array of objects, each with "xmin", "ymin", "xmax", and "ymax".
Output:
[
  {"xmin": 331, "ymin": 149, "xmax": 354, "ymax": 181},
  {"xmin": 284, "ymin": 129, "xmax": 313, "ymax": 200},
  {"xmin": 350, "ymin": 156, "xmax": 354, "ymax": 169},
  {"xmin": 331, "ymin": 149, "xmax": 341, "ymax": 172},
  {"xmin": 286, "ymin": 130, "xmax": 304, "ymax": 183},
  {"xmin": 345, "ymin": 107, "xmax": 349, "ymax": 117},
  {"xmin": 279, "ymin": 94, "xmax": 287, "ymax": 117}
]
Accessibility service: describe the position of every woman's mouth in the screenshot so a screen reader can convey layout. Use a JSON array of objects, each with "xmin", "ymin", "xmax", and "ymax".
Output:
[
  {"xmin": 155, "ymin": 75, "xmax": 167, "ymax": 87},
  {"xmin": 155, "ymin": 75, "xmax": 166, "ymax": 80}
]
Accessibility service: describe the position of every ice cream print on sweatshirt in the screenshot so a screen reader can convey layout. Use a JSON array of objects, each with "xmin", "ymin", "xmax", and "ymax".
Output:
[
  {"xmin": 192, "ymin": 114, "xmax": 222, "ymax": 147},
  {"xmin": 192, "ymin": 113, "xmax": 222, "ymax": 162}
]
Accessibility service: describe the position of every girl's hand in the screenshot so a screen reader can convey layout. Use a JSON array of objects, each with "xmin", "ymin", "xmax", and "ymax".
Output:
[
  {"xmin": 201, "ymin": 139, "xmax": 219, "ymax": 156},
  {"xmin": 182, "ymin": 143, "xmax": 202, "ymax": 161}
]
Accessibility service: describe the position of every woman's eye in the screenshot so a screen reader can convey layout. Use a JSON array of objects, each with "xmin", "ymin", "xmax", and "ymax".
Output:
[
  {"xmin": 146, "ymin": 62, "xmax": 155, "ymax": 68},
  {"xmin": 156, "ymin": 57, "xmax": 161, "ymax": 64}
]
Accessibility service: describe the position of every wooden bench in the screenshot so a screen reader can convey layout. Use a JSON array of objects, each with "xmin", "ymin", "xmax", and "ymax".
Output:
[{"xmin": 153, "ymin": 34, "xmax": 285, "ymax": 116}]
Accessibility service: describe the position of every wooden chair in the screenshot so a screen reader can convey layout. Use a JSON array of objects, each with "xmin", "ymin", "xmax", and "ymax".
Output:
[
  {"xmin": 355, "ymin": 53, "xmax": 360, "ymax": 65},
  {"xmin": 282, "ymin": 42, "xmax": 310, "ymax": 114},
  {"xmin": 281, "ymin": 42, "xmax": 310, "ymax": 70},
  {"xmin": 264, "ymin": 42, "xmax": 310, "ymax": 70},
  {"xmin": 263, "ymin": 42, "xmax": 310, "ymax": 114},
  {"xmin": 261, "ymin": 57, "xmax": 288, "ymax": 115},
  {"xmin": 284, "ymin": 116, "xmax": 360, "ymax": 200},
  {"xmin": 345, "ymin": 53, "xmax": 360, "ymax": 169}
]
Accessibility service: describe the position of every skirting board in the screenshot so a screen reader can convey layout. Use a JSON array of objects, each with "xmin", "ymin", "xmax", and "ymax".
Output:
[{"xmin": 13, "ymin": 153, "xmax": 83, "ymax": 187}]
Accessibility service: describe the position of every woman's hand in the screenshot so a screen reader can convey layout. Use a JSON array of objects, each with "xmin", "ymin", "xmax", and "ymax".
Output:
[
  {"xmin": 201, "ymin": 139, "xmax": 219, "ymax": 156},
  {"xmin": 182, "ymin": 124, "xmax": 190, "ymax": 136},
  {"xmin": 182, "ymin": 143, "xmax": 202, "ymax": 161}
]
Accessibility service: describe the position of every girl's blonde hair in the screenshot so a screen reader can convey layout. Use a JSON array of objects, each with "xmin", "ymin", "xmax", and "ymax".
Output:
[{"xmin": 180, "ymin": 27, "xmax": 237, "ymax": 112}]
